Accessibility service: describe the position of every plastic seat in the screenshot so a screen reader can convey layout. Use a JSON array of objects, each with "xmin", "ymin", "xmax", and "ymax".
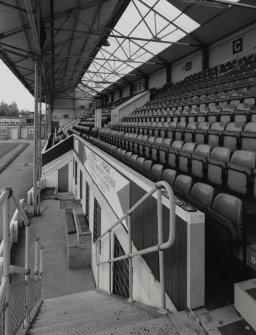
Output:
[
  {"xmin": 174, "ymin": 175, "xmax": 193, "ymax": 198},
  {"xmin": 195, "ymin": 122, "xmax": 211, "ymax": 144},
  {"xmin": 144, "ymin": 136, "xmax": 155, "ymax": 159},
  {"xmin": 159, "ymin": 139, "xmax": 172, "ymax": 165},
  {"xmin": 234, "ymin": 103, "xmax": 254, "ymax": 124},
  {"xmin": 241, "ymin": 122, "xmax": 256, "ymax": 153},
  {"xmin": 151, "ymin": 137, "xmax": 164, "ymax": 161},
  {"xmin": 227, "ymin": 150, "xmax": 256, "ymax": 196},
  {"xmin": 138, "ymin": 135, "xmax": 149, "ymax": 156},
  {"xmin": 178, "ymin": 142, "xmax": 197, "ymax": 173},
  {"xmin": 207, "ymin": 147, "xmax": 231, "ymax": 186},
  {"xmin": 142, "ymin": 160, "xmax": 154, "ymax": 179},
  {"xmin": 208, "ymin": 105, "xmax": 221, "ymax": 122},
  {"xmin": 174, "ymin": 121, "xmax": 187, "ymax": 140},
  {"xmin": 150, "ymin": 164, "xmax": 164, "ymax": 181},
  {"xmin": 206, "ymin": 193, "xmax": 243, "ymax": 272},
  {"xmin": 208, "ymin": 122, "xmax": 226, "ymax": 147},
  {"xmin": 161, "ymin": 169, "xmax": 177, "ymax": 186},
  {"xmin": 184, "ymin": 122, "xmax": 198, "ymax": 142},
  {"xmin": 188, "ymin": 182, "xmax": 214, "ymax": 210},
  {"xmin": 223, "ymin": 122, "xmax": 243, "ymax": 152},
  {"xmin": 220, "ymin": 104, "xmax": 236, "ymax": 123},
  {"xmin": 191, "ymin": 144, "xmax": 212, "ymax": 178},
  {"xmin": 133, "ymin": 134, "xmax": 143, "ymax": 154},
  {"xmin": 167, "ymin": 140, "xmax": 184, "ymax": 169}
]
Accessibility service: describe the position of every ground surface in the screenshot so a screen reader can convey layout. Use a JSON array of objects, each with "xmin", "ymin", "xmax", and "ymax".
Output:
[{"xmin": 0, "ymin": 142, "xmax": 20, "ymax": 159}]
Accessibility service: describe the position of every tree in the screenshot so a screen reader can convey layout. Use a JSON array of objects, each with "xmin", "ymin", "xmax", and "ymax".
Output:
[{"xmin": 0, "ymin": 100, "xmax": 20, "ymax": 116}]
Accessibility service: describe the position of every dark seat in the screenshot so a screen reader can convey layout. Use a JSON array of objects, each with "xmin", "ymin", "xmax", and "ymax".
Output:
[
  {"xmin": 188, "ymin": 182, "xmax": 214, "ymax": 210},
  {"xmin": 191, "ymin": 144, "xmax": 212, "ymax": 179},
  {"xmin": 223, "ymin": 122, "xmax": 243, "ymax": 152},
  {"xmin": 151, "ymin": 137, "xmax": 164, "ymax": 161},
  {"xmin": 173, "ymin": 175, "xmax": 193, "ymax": 198},
  {"xmin": 241, "ymin": 122, "xmax": 256, "ymax": 153},
  {"xmin": 159, "ymin": 138, "xmax": 172, "ymax": 165},
  {"xmin": 195, "ymin": 122, "xmax": 211, "ymax": 144},
  {"xmin": 161, "ymin": 169, "xmax": 177, "ymax": 186},
  {"xmin": 208, "ymin": 122, "xmax": 226, "ymax": 147},
  {"xmin": 207, "ymin": 147, "xmax": 231, "ymax": 186},
  {"xmin": 234, "ymin": 103, "xmax": 254, "ymax": 124},
  {"xmin": 167, "ymin": 140, "xmax": 184, "ymax": 169},
  {"xmin": 150, "ymin": 164, "xmax": 164, "ymax": 181},
  {"xmin": 178, "ymin": 142, "xmax": 197, "ymax": 174},
  {"xmin": 184, "ymin": 122, "xmax": 198, "ymax": 142},
  {"xmin": 227, "ymin": 150, "xmax": 256, "ymax": 196}
]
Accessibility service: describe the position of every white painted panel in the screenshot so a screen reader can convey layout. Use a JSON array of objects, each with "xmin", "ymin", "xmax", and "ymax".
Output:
[
  {"xmin": 209, "ymin": 22, "xmax": 256, "ymax": 67},
  {"xmin": 172, "ymin": 51, "xmax": 202, "ymax": 83},
  {"xmin": 148, "ymin": 68, "xmax": 166, "ymax": 89}
]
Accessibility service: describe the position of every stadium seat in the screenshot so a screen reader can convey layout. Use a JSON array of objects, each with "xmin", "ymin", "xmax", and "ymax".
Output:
[
  {"xmin": 188, "ymin": 182, "xmax": 214, "ymax": 210},
  {"xmin": 159, "ymin": 138, "xmax": 172, "ymax": 165},
  {"xmin": 151, "ymin": 137, "xmax": 164, "ymax": 161},
  {"xmin": 184, "ymin": 122, "xmax": 198, "ymax": 142},
  {"xmin": 227, "ymin": 150, "xmax": 256, "ymax": 196},
  {"xmin": 174, "ymin": 175, "xmax": 193, "ymax": 198},
  {"xmin": 178, "ymin": 142, "xmax": 197, "ymax": 173},
  {"xmin": 241, "ymin": 122, "xmax": 256, "ymax": 152},
  {"xmin": 161, "ymin": 169, "xmax": 177, "ymax": 186},
  {"xmin": 207, "ymin": 147, "xmax": 231, "ymax": 186},
  {"xmin": 150, "ymin": 164, "xmax": 164, "ymax": 181},
  {"xmin": 191, "ymin": 144, "xmax": 212, "ymax": 178},
  {"xmin": 167, "ymin": 140, "xmax": 184, "ymax": 169},
  {"xmin": 195, "ymin": 122, "xmax": 211, "ymax": 144},
  {"xmin": 223, "ymin": 122, "xmax": 243, "ymax": 152},
  {"xmin": 208, "ymin": 122, "xmax": 226, "ymax": 147}
]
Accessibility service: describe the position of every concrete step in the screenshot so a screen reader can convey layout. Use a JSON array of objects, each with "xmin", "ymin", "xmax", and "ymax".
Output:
[
  {"xmin": 36, "ymin": 316, "xmax": 179, "ymax": 335},
  {"xmin": 28, "ymin": 309, "xmax": 149, "ymax": 335},
  {"xmin": 33, "ymin": 300, "xmax": 137, "ymax": 325}
]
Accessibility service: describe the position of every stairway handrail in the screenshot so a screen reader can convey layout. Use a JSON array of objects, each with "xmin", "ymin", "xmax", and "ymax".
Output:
[
  {"xmin": 96, "ymin": 180, "xmax": 175, "ymax": 313},
  {"xmin": 0, "ymin": 187, "xmax": 44, "ymax": 335}
]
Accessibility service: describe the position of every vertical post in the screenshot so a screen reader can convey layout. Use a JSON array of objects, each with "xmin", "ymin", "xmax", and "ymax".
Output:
[
  {"xmin": 39, "ymin": 247, "xmax": 44, "ymax": 278},
  {"xmin": 157, "ymin": 188, "xmax": 166, "ymax": 313},
  {"xmin": 3, "ymin": 195, "xmax": 10, "ymax": 335},
  {"xmin": 96, "ymin": 240, "xmax": 100, "ymax": 289},
  {"xmin": 108, "ymin": 231, "xmax": 111, "ymax": 294},
  {"xmin": 35, "ymin": 238, "xmax": 39, "ymax": 281},
  {"xmin": 25, "ymin": 223, "xmax": 30, "ymax": 324},
  {"xmin": 38, "ymin": 64, "xmax": 42, "ymax": 215},
  {"xmin": 45, "ymin": 96, "xmax": 48, "ymax": 139},
  {"xmin": 127, "ymin": 214, "xmax": 133, "ymax": 303},
  {"xmin": 33, "ymin": 59, "xmax": 39, "ymax": 215}
]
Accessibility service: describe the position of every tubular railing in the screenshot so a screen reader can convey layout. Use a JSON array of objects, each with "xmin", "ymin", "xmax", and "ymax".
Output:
[
  {"xmin": 0, "ymin": 187, "xmax": 43, "ymax": 335},
  {"xmin": 96, "ymin": 181, "xmax": 175, "ymax": 313}
]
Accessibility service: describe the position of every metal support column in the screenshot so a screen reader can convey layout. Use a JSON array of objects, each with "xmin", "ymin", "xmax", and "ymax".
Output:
[
  {"xmin": 45, "ymin": 96, "xmax": 48, "ymax": 139},
  {"xmin": 3, "ymin": 196, "xmax": 10, "ymax": 335},
  {"xmin": 37, "ymin": 65, "xmax": 42, "ymax": 215},
  {"xmin": 127, "ymin": 214, "xmax": 133, "ymax": 303},
  {"xmin": 33, "ymin": 59, "xmax": 39, "ymax": 215}
]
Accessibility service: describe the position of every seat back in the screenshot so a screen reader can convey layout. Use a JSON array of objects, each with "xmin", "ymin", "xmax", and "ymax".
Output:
[
  {"xmin": 174, "ymin": 175, "xmax": 193, "ymax": 196},
  {"xmin": 161, "ymin": 169, "xmax": 177, "ymax": 186},
  {"xmin": 190, "ymin": 183, "xmax": 214, "ymax": 209}
]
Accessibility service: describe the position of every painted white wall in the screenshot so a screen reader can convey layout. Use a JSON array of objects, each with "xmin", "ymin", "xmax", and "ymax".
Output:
[
  {"xmin": 172, "ymin": 51, "xmax": 203, "ymax": 83},
  {"xmin": 209, "ymin": 22, "xmax": 256, "ymax": 67},
  {"xmin": 148, "ymin": 68, "xmax": 166, "ymax": 89}
]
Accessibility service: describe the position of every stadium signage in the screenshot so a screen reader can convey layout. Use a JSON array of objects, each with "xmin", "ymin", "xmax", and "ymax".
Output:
[
  {"xmin": 83, "ymin": 144, "xmax": 130, "ymax": 218},
  {"xmin": 232, "ymin": 37, "xmax": 243, "ymax": 54}
]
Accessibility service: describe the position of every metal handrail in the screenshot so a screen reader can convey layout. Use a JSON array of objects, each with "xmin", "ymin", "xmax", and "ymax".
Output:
[
  {"xmin": 96, "ymin": 180, "xmax": 175, "ymax": 313},
  {"xmin": 0, "ymin": 187, "xmax": 44, "ymax": 335}
]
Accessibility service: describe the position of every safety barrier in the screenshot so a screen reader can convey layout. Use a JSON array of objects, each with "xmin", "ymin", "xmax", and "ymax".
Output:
[
  {"xmin": 96, "ymin": 180, "xmax": 175, "ymax": 313},
  {"xmin": 0, "ymin": 187, "xmax": 43, "ymax": 335}
]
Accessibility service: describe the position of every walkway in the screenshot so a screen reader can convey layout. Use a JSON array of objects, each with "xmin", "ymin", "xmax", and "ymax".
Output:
[{"xmin": 11, "ymin": 197, "xmax": 96, "ymax": 299}]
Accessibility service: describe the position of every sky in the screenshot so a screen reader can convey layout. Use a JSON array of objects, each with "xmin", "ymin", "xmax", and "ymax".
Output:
[{"xmin": 0, "ymin": 59, "xmax": 34, "ymax": 111}]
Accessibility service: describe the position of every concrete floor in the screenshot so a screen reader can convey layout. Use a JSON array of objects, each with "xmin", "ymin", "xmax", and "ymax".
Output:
[
  {"xmin": 0, "ymin": 139, "xmax": 95, "ymax": 299},
  {"xmin": 12, "ymin": 198, "xmax": 96, "ymax": 299}
]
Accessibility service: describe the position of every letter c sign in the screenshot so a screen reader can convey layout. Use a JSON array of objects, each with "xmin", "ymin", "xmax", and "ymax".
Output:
[{"xmin": 233, "ymin": 38, "xmax": 243, "ymax": 54}]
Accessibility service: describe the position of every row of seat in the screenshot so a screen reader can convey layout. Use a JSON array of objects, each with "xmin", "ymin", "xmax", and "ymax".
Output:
[
  {"xmin": 97, "ymin": 130, "xmax": 256, "ymax": 198},
  {"xmin": 87, "ymin": 136, "xmax": 245, "ymax": 264},
  {"xmin": 109, "ymin": 121, "xmax": 256, "ymax": 153}
]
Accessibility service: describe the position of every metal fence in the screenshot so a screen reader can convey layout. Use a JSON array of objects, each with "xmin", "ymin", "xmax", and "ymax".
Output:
[{"xmin": 0, "ymin": 187, "xmax": 43, "ymax": 335}]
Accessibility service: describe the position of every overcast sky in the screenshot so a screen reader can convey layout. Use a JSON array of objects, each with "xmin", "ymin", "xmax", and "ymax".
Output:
[{"xmin": 0, "ymin": 60, "xmax": 34, "ymax": 111}]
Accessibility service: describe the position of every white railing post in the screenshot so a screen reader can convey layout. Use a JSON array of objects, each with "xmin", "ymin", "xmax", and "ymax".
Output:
[
  {"xmin": 108, "ymin": 231, "xmax": 112, "ymax": 294},
  {"xmin": 3, "ymin": 194, "xmax": 10, "ymax": 335},
  {"xmin": 39, "ymin": 246, "xmax": 44, "ymax": 279},
  {"xmin": 96, "ymin": 240, "xmax": 100, "ymax": 290},
  {"xmin": 157, "ymin": 187, "xmax": 167, "ymax": 313},
  {"xmin": 127, "ymin": 214, "xmax": 133, "ymax": 303},
  {"xmin": 35, "ymin": 238, "xmax": 39, "ymax": 281},
  {"xmin": 25, "ymin": 222, "xmax": 30, "ymax": 323}
]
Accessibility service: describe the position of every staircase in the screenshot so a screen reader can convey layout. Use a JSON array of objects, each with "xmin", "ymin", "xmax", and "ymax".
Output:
[{"xmin": 27, "ymin": 290, "xmax": 180, "ymax": 335}]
